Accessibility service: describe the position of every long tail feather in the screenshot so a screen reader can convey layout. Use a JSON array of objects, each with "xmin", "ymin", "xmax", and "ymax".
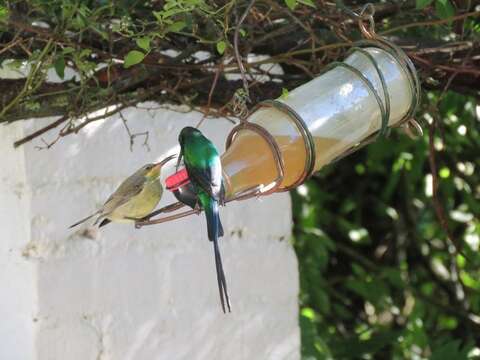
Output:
[
  {"xmin": 69, "ymin": 210, "xmax": 101, "ymax": 228},
  {"xmin": 204, "ymin": 197, "xmax": 231, "ymax": 312},
  {"xmin": 218, "ymin": 220, "xmax": 224, "ymax": 238},
  {"xmin": 214, "ymin": 237, "xmax": 231, "ymax": 313}
]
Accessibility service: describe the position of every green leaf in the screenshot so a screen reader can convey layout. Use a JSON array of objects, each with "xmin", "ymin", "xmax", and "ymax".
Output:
[
  {"xmin": 460, "ymin": 270, "xmax": 480, "ymax": 290},
  {"xmin": 331, "ymin": 331, "xmax": 402, "ymax": 358},
  {"xmin": 431, "ymin": 339, "xmax": 471, "ymax": 360},
  {"xmin": 216, "ymin": 40, "xmax": 226, "ymax": 55},
  {"xmin": 62, "ymin": 47, "xmax": 76, "ymax": 55},
  {"xmin": 79, "ymin": 49, "xmax": 92, "ymax": 58},
  {"xmin": 435, "ymin": 0, "xmax": 455, "ymax": 20},
  {"xmin": 239, "ymin": 28, "xmax": 247, "ymax": 37},
  {"xmin": 91, "ymin": 25, "xmax": 109, "ymax": 41},
  {"xmin": 383, "ymin": 268, "xmax": 404, "ymax": 288},
  {"xmin": 167, "ymin": 21, "xmax": 187, "ymax": 33},
  {"xmin": 153, "ymin": 10, "xmax": 163, "ymax": 22},
  {"xmin": 285, "ymin": 0, "xmax": 297, "ymax": 10},
  {"xmin": 301, "ymin": 307, "xmax": 316, "ymax": 320},
  {"xmin": 6, "ymin": 59, "xmax": 23, "ymax": 70},
  {"xmin": 416, "ymin": 0, "xmax": 433, "ymax": 9},
  {"xmin": 0, "ymin": 6, "xmax": 9, "ymax": 22},
  {"xmin": 299, "ymin": 309, "xmax": 326, "ymax": 359},
  {"xmin": 24, "ymin": 101, "xmax": 41, "ymax": 111},
  {"xmin": 72, "ymin": 14, "xmax": 87, "ymax": 30},
  {"xmin": 298, "ymin": 0, "xmax": 316, "ymax": 8},
  {"xmin": 439, "ymin": 167, "xmax": 450, "ymax": 178},
  {"xmin": 136, "ymin": 37, "xmax": 151, "ymax": 52},
  {"xmin": 54, "ymin": 55, "xmax": 65, "ymax": 79},
  {"xmin": 124, "ymin": 50, "xmax": 145, "ymax": 68},
  {"xmin": 280, "ymin": 87, "xmax": 289, "ymax": 99}
]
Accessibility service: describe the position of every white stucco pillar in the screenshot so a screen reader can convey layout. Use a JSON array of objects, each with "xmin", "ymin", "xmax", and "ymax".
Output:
[
  {"xmin": 1, "ymin": 105, "xmax": 299, "ymax": 360},
  {"xmin": 0, "ymin": 123, "xmax": 35, "ymax": 360}
]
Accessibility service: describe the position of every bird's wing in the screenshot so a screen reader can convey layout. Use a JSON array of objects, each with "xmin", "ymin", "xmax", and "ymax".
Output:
[
  {"xmin": 189, "ymin": 141, "xmax": 223, "ymax": 199},
  {"xmin": 187, "ymin": 157, "xmax": 223, "ymax": 201},
  {"xmin": 186, "ymin": 165, "xmax": 212, "ymax": 194},
  {"xmin": 103, "ymin": 176, "xmax": 145, "ymax": 213}
]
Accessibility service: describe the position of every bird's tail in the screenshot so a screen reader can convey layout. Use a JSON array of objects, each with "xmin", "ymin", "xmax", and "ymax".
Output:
[
  {"xmin": 204, "ymin": 198, "xmax": 231, "ymax": 313},
  {"xmin": 68, "ymin": 210, "xmax": 102, "ymax": 229},
  {"xmin": 98, "ymin": 218, "xmax": 111, "ymax": 228},
  {"xmin": 206, "ymin": 199, "xmax": 224, "ymax": 240}
]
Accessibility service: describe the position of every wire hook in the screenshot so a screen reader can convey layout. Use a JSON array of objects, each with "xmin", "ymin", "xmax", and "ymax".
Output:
[
  {"xmin": 358, "ymin": 3, "xmax": 376, "ymax": 39},
  {"xmin": 336, "ymin": 1, "xmax": 377, "ymax": 39}
]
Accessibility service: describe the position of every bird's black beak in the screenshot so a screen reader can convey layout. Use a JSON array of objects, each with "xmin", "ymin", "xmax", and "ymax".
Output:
[
  {"xmin": 175, "ymin": 149, "xmax": 183, "ymax": 171},
  {"xmin": 154, "ymin": 154, "xmax": 177, "ymax": 169}
]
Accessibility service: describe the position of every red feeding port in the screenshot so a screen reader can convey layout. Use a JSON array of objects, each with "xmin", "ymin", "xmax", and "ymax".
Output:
[{"xmin": 165, "ymin": 168, "xmax": 190, "ymax": 191}]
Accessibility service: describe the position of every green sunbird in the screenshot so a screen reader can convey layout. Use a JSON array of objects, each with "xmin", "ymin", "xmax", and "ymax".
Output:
[
  {"xmin": 69, "ymin": 154, "xmax": 176, "ymax": 228},
  {"xmin": 178, "ymin": 126, "xmax": 231, "ymax": 313}
]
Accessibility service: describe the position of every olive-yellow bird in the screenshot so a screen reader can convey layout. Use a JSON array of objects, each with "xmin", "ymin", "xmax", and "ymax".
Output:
[{"xmin": 69, "ymin": 154, "xmax": 176, "ymax": 228}]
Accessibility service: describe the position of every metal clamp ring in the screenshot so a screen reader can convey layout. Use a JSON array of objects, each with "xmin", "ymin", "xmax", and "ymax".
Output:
[
  {"xmin": 225, "ymin": 121, "xmax": 285, "ymax": 198},
  {"xmin": 251, "ymin": 100, "xmax": 317, "ymax": 191}
]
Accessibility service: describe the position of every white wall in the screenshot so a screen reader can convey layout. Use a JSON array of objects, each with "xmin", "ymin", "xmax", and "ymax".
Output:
[
  {"xmin": 0, "ymin": 123, "xmax": 35, "ymax": 360},
  {"xmin": 1, "ymin": 105, "xmax": 299, "ymax": 360}
]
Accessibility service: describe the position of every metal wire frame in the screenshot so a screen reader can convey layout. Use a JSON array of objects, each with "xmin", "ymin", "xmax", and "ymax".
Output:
[
  {"xmin": 341, "ymin": 1, "xmax": 422, "ymax": 137},
  {"xmin": 329, "ymin": 39, "xmax": 423, "ymax": 163},
  {"xmin": 136, "ymin": 120, "xmax": 288, "ymax": 227},
  {"xmin": 237, "ymin": 100, "xmax": 317, "ymax": 193},
  {"xmin": 136, "ymin": 37, "xmax": 422, "ymax": 227},
  {"xmin": 225, "ymin": 121, "xmax": 286, "ymax": 198},
  {"xmin": 345, "ymin": 47, "xmax": 391, "ymax": 138}
]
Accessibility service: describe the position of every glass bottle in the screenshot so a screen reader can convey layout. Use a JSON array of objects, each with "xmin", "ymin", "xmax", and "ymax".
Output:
[{"xmin": 221, "ymin": 46, "xmax": 418, "ymax": 200}]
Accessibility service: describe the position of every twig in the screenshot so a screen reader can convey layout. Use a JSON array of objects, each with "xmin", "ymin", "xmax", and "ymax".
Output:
[
  {"xmin": 14, "ymin": 114, "xmax": 68, "ymax": 147},
  {"xmin": 34, "ymin": 135, "xmax": 62, "ymax": 150},
  {"xmin": 411, "ymin": 41, "xmax": 475, "ymax": 56},
  {"xmin": 425, "ymin": 48, "xmax": 473, "ymax": 260},
  {"xmin": 119, "ymin": 111, "xmax": 150, "ymax": 151},
  {"xmin": 274, "ymin": 0, "xmax": 322, "ymax": 45},
  {"xmin": 14, "ymin": 82, "xmax": 171, "ymax": 147},
  {"xmin": 0, "ymin": 37, "xmax": 22, "ymax": 55},
  {"xmin": 234, "ymin": 0, "xmax": 255, "ymax": 102},
  {"xmin": 380, "ymin": 11, "xmax": 480, "ymax": 35},
  {"xmin": 196, "ymin": 62, "xmax": 224, "ymax": 129},
  {"xmin": 427, "ymin": 111, "xmax": 471, "ymax": 261},
  {"xmin": 0, "ymin": 39, "xmax": 54, "ymax": 120},
  {"xmin": 409, "ymin": 53, "xmax": 480, "ymax": 76}
]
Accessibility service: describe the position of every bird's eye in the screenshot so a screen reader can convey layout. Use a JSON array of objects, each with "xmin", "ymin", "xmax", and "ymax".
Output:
[{"xmin": 146, "ymin": 165, "xmax": 153, "ymax": 170}]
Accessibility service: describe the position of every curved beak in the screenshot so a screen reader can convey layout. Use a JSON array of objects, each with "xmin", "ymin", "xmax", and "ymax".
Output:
[{"xmin": 153, "ymin": 154, "xmax": 177, "ymax": 170}]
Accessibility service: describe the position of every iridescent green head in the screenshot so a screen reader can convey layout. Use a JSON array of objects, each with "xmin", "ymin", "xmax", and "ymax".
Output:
[{"xmin": 178, "ymin": 126, "xmax": 201, "ymax": 146}]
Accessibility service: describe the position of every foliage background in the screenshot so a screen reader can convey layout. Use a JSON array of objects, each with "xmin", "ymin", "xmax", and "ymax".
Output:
[
  {"xmin": 288, "ymin": 2, "xmax": 480, "ymax": 359},
  {"xmin": 292, "ymin": 90, "xmax": 480, "ymax": 359},
  {"xmin": 1, "ymin": 0, "xmax": 479, "ymax": 359}
]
